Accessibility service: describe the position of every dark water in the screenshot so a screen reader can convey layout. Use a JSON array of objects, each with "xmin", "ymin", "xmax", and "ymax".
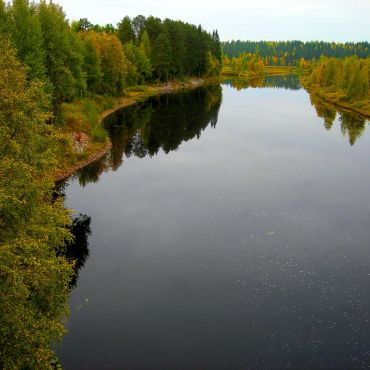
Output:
[{"xmin": 59, "ymin": 77, "xmax": 370, "ymax": 369}]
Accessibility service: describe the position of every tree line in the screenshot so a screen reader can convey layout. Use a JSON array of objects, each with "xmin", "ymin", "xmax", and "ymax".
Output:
[
  {"xmin": 0, "ymin": 0, "xmax": 222, "ymax": 112},
  {"xmin": 222, "ymin": 40, "xmax": 370, "ymax": 66}
]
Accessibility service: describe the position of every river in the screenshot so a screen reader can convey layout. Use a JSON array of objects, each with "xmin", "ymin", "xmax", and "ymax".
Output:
[{"xmin": 59, "ymin": 76, "xmax": 370, "ymax": 369}]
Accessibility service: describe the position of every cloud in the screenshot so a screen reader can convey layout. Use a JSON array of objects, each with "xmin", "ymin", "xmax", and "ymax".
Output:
[{"xmin": 58, "ymin": 0, "xmax": 370, "ymax": 42}]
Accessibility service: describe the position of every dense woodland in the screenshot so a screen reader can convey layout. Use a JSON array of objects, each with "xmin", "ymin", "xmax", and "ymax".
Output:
[
  {"xmin": 0, "ymin": 37, "xmax": 72, "ymax": 369},
  {"xmin": 306, "ymin": 57, "xmax": 369, "ymax": 100},
  {"xmin": 222, "ymin": 40, "xmax": 370, "ymax": 65},
  {"xmin": 301, "ymin": 56, "xmax": 370, "ymax": 116},
  {"xmin": 1, "ymin": 1, "xmax": 370, "ymax": 369},
  {"xmin": 0, "ymin": 0, "xmax": 222, "ymax": 112},
  {"xmin": 0, "ymin": 0, "xmax": 222, "ymax": 368}
]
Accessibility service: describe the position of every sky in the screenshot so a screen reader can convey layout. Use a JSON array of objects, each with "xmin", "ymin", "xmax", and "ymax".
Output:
[{"xmin": 57, "ymin": 0, "xmax": 370, "ymax": 42}]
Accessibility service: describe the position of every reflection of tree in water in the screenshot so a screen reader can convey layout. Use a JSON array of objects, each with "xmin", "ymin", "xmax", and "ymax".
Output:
[
  {"xmin": 224, "ymin": 74, "xmax": 301, "ymax": 90},
  {"xmin": 340, "ymin": 111, "xmax": 367, "ymax": 146},
  {"xmin": 54, "ymin": 182, "xmax": 92, "ymax": 287},
  {"xmin": 74, "ymin": 85, "xmax": 222, "ymax": 185},
  {"xmin": 126, "ymin": 132, "xmax": 148, "ymax": 158},
  {"xmin": 143, "ymin": 85, "xmax": 222, "ymax": 155},
  {"xmin": 309, "ymin": 93, "xmax": 337, "ymax": 130},
  {"xmin": 64, "ymin": 214, "xmax": 91, "ymax": 288},
  {"xmin": 309, "ymin": 93, "xmax": 368, "ymax": 145},
  {"xmin": 75, "ymin": 155, "xmax": 110, "ymax": 187}
]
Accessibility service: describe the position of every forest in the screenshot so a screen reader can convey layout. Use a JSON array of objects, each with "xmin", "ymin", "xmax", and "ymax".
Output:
[
  {"xmin": 0, "ymin": 0, "xmax": 222, "ymax": 368},
  {"xmin": 222, "ymin": 40, "xmax": 370, "ymax": 65},
  {"xmin": 301, "ymin": 56, "xmax": 370, "ymax": 116},
  {"xmin": 1, "ymin": 0, "xmax": 370, "ymax": 369},
  {"xmin": 0, "ymin": 0, "xmax": 222, "ymax": 108}
]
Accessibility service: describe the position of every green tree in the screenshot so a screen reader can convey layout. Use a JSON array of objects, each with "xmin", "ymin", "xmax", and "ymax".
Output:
[
  {"xmin": 342, "ymin": 57, "xmax": 356, "ymax": 89},
  {"xmin": 347, "ymin": 60, "xmax": 369, "ymax": 100},
  {"xmin": 0, "ymin": 37, "xmax": 73, "ymax": 370},
  {"xmin": 132, "ymin": 14, "xmax": 145, "ymax": 40},
  {"xmin": 117, "ymin": 16, "xmax": 135, "ymax": 44},
  {"xmin": 8, "ymin": 0, "xmax": 46, "ymax": 80},
  {"xmin": 151, "ymin": 32, "xmax": 172, "ymax": 82},
  {"xmin": 0, "ymin": 0, "xmax": 8, "ymax": 34},
  {"xmin": 140, "ymin": 29, "xmax": 151, "ymax": 58},
  {"xmin": 98, "ymin": 32, "xmax": 128, "ymax": 95},
  {"xmin": 81, "ymin": 35, "xmax": 102, "ymax": 93},
  {"xmin": 37, "ymin": 1, "xmax": 85, "ymax": 106},
  {"xmin": 71, "ymin": 17, "xmax": 93, "ymax": 32},
  {"xmin": 323, "ymin": 59, "xmax": 338, "ymax": 87},
  {"xmin": 124, "ymin": 42, "xmax": 151, "ymax": 85}
]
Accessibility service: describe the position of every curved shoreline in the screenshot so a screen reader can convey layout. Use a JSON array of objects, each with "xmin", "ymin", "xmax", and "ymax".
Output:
[
  {"xmin": 300, "ymin": 80, "xmax": 370, "ymax": 119},
  {"xmin": 54, "ymin": 78, "xmax": 220, "ymax": 182}
]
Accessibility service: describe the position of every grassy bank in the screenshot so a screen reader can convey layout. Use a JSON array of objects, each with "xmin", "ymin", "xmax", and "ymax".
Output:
[
  {"xmin": 221, "ymin": 65, "xmax": 296, "ymax": 78},
  {"xmin": 300, "ymin": 76, "xmax": 370, "ymax": 119},
  {"xmin": 54, "ymin": 77, "xmax": 220, "ymax": 181}
]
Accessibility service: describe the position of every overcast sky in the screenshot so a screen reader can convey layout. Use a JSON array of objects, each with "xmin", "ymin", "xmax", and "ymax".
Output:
[{"xmin": 57, "ymin": 0, "xmax": 370, "ymax": 42}]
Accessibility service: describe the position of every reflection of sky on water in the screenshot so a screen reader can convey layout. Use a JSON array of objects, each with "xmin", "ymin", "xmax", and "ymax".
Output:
[{"xmin": 60, "ymin": 84, "xmax": 370, "ymax": 369}]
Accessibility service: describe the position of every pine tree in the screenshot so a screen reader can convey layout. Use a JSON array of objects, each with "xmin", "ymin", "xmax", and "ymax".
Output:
[
  {"xmin": 140, "ymin": 29, "xmax": 151, "ymax": 58},
  {"xmin": 151, "ymin": 32, "xmax": 172, "ymax": 82},
  {"xmin": 117, "ymin": 16, "xmax": 135, "ymax": 44}
]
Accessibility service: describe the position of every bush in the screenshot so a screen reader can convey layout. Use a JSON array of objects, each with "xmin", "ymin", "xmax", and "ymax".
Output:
[{"xmin": 91, "ymin": 124, "xmax": 107, "ymax": 142}]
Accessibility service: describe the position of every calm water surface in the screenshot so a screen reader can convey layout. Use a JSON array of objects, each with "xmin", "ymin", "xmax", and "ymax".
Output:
[{"xmin": 59, "ymin": 77, "xmax": 370, "ymax": 369}]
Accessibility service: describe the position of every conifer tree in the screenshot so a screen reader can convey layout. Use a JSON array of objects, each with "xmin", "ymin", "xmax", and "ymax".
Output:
[
  {"xmin": 117, "ymin": 16, "xmax": 135, "ymax": 44},
  {"xmin": 151, "ymin": 32, "xmax": 172, "ymax": 82}
]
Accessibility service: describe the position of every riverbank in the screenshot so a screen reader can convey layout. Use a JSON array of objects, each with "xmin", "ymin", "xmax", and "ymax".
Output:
[
  {"xmin": 54, "ymin": 77, "xmax": 220, "ymax": 181},
  {"xmin": 300, "ymin": 77, "xmax": 370, "ymax": 119}
]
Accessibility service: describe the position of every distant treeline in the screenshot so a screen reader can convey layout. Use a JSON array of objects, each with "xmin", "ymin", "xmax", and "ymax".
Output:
[
  {"xmin": 224, "ymin": 74, "xmax": 301, "ymax": 91},
  {"xmin": 0, "ymin": 0, "xmax": 222, "ymax": 110},
  {"xmin": 222, "ymin": 41, "xmax": 370, "ymax": 65}
]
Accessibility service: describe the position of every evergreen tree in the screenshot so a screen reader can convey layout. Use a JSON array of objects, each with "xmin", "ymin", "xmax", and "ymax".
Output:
[
  {"xmin": 117, "ymin": 16, "xmax": 135, "ymax": 44},
  {"xmin": 151, "ymin": 32, "xmax": 172, "ymax": 82},
  {"xmin": 81, "ymin": 35, "xmax": 102, "ymax": 93},
  {"xmin": 140, "ymin": 29, "xmax": 151, "ymax": 58},
  {"xmin": 143, "ymin": 16, "xmax": 162, "ymax": 43},
  {"xmin": 124, "ymin": 42, "xmax": 151, "ymax": 85}
]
